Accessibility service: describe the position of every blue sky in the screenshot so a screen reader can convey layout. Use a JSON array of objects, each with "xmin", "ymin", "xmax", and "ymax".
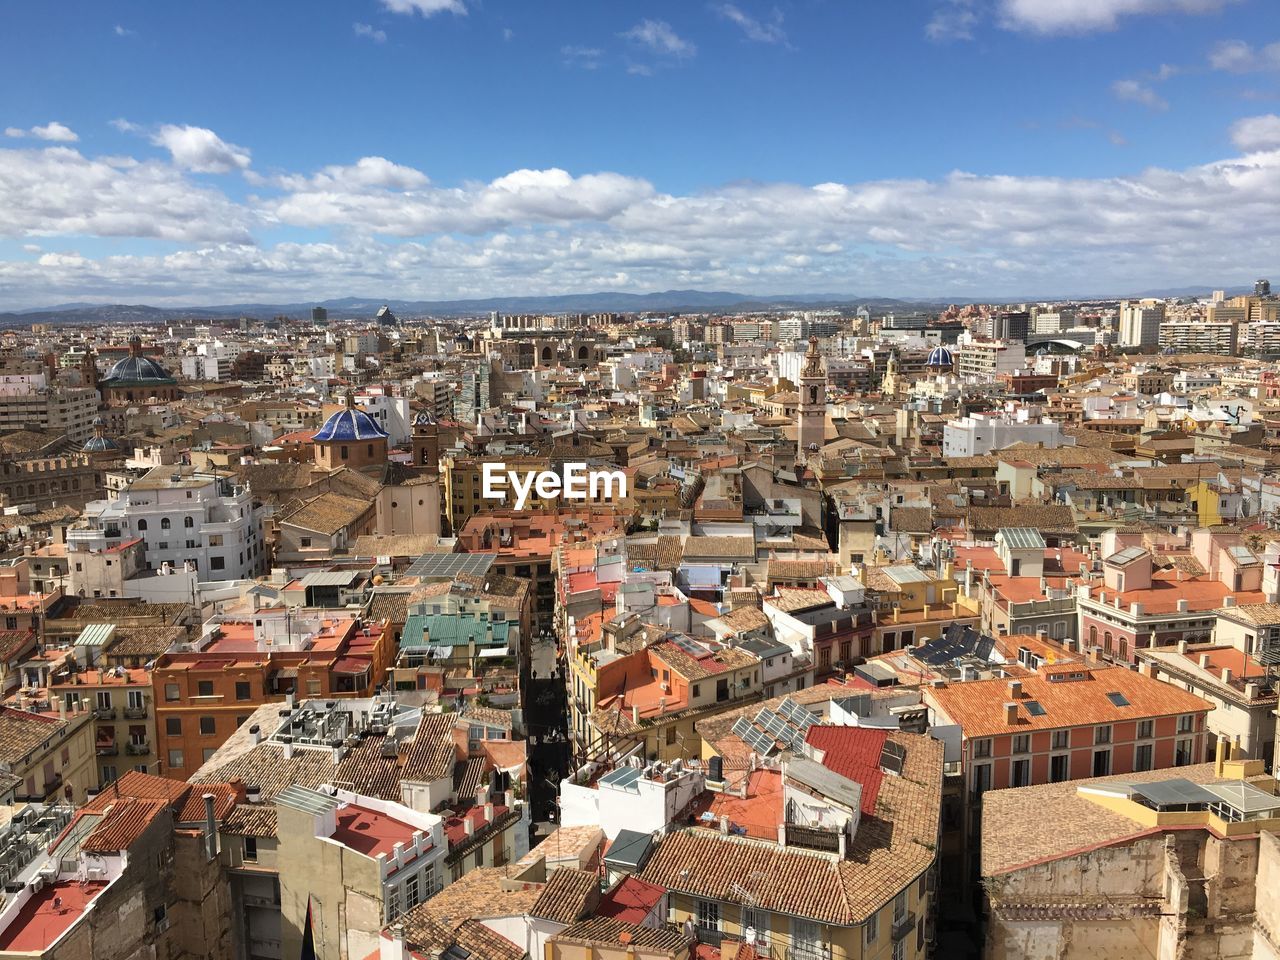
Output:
[{"xmin": 2, "ymin": 0, "xmax": 1280, "ymax": 306}]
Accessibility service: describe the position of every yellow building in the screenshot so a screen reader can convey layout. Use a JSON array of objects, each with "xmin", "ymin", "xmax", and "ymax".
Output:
[{"xmin": 0, "ymin": 702, "xmax": 98, "ymax": 803}]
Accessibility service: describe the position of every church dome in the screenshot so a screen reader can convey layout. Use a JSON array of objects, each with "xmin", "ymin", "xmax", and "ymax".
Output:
[
  {"xmin": 414, "ymin": 410, "xmax": 436, "ymax": 426},
  {"xmin": 313, "ymin": 401, "xmax": 389, "ymax": 443},
  {"xmin": 104, "ymin": 338, "xmax": 173, "ymax": 383},
  {"xmin": 82, "ymin": 416, "xmax": 120, "ymax": 453},
  {"xmin": 926, "ymin": 345, "xmax": 954, "ymax": 368}
]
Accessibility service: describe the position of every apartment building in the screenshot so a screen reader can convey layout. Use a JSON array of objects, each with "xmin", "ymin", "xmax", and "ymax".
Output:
[
  {"xmin": 0, "ymin": 376, "xmax": 98, "ymax": 442},
  {"xmin": 1118, "ymin": 299, "xmax": 1165, "ymax": 350},
  {"xmin": 1159, "ymin": 319, "xmax": 1238, "ymax": 356},
  {"xmin": 0, "ymin": 703, "xmax": 97, "ymax": 804},
  {"xmin": 72, "ymin": 466, "xmax": 266, "ymax": 582},
  {"xmin": 953, "ymin": 340, "xmax": 1026, "ymax": 382}
]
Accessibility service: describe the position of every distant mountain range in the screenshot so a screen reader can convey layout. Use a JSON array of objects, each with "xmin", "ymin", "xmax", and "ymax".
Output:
[{"xmin": 0, "ymin": 284, "xmax": 1260, "ymax": 324}]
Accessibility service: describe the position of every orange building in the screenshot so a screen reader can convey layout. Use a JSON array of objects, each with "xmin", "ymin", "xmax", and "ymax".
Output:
[{"xmin": 151, "ymin": 616, "xmax": 393, "ymax": 778}]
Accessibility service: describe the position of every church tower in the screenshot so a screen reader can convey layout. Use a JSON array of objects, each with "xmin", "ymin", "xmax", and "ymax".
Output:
[{"xmin": 796, "ymin": 335, "xmax": 828, "ymax": 463}]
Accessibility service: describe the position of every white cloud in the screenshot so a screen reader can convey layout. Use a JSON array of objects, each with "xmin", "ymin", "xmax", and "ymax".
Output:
[
  {"xmin": 5, "ymin": 122, "xmax": 79, "ymax": 142},
  {"xmin": 9, "ymin": 122, "xmax": 1280, "ymax": 304},
  {"xmin": 1209, "ymin": 39, "xmax": 1280, "ymax": 73},
  {"xmin": 1112, "ymin": 78, "xmax": 1169, "ymax": 110},
  {"xmin": 561, "ymin": 46, "xmax": 603, "ymax": 69},
  {"xmin": 1231, "ymin": 114, "xmax": 1280, "ymax": 150},
  {"xmin": 999, "ymin": 0, "xmax": 1236, "ymax": 34},
  {"xmin": 621, "ymin": 20, "xmax": 696, "ymax": 59},
  {"xmin": 0, "ymin": 145, "xmax": 254, "ymax": 244},
  {"xmin": 113, "ymin": 24, "xmax": 135, "ymax": 37},
  {"xmin": 353, "ymin": 22, "xmax": 387, "ymax": 42},
  {"xmin": 714, "ymin": 4, "xmax": 787, "ymax": 44},
  {"xmin": 149, "ymin": 124, "xmax": 251, "ymax": 174},
  {"xmin": 926, "ymin": 0, "xmax": 979, "ymax": 42},
  {"xmin": 379, "ymin": 0, "xmax": 465, "ymax": 16}
]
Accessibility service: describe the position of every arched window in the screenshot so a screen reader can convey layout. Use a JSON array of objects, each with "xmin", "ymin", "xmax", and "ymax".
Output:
[
  {"xmin": 1103, "ymin": 631, "xmax": 1113, "ymax": 653},
  {"xmin": 160, "ymin": 517, "xmax": 171, "ymax": 530},
  {"xmin": 184, "ymin": 516, "xmax": 193, "ymax": 528},
  {"xmin": 137, "ymin": 519, "xmax": 147, "ymax": 531},
  {"xmin": 1089, "ymin": 625, "xmax": 1097, "ymax": 645}
]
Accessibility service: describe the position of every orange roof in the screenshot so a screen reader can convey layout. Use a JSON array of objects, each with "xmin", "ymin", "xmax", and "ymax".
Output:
[
  {"xmin": 1098, "ymin": 569, "xmax": 1265, "ymax": 615},
  {"xmin": 925, "ymin": 664, "xmax": 1212, "ymax": 738}
]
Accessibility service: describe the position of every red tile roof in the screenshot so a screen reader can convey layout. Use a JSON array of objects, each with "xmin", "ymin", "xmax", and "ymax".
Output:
[{"xmin": 805, "ymin": 726, "xmax": 888, "ymax": 815}]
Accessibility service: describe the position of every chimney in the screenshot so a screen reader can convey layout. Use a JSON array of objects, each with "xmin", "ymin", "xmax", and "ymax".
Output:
[
  {"xmin": 1003, "ymin": 702, "xmax": 1018, "ymax": 725},
  {"xmin": 464, "ymin": 817, "xmax": 475, "ymax": 837},
  {"xmin": 1221, "ymin": 667, "xmax": 1234, "ymax": 685},
  {"xmin": 246, "ymin": 785, "xmax": 261, "ymax": 803},
  {"xmin": 631, "ymin": 705, "xmax": 639, "ymax": 724},
  {"xmin": 484, "ymin": 802, "xmax": 494, "ymax": 822},
  {"xmin": 1215, "ymin": 735, "xmax": 1228, "ymax": 777},
  {"xmin": 1224, "ymin": 596, "xmax": 1237, "ymax": 607},
  {"xmin": 1177, "ymin": 599, "xmax": 1189, "ymax": 613},
  {"xmin": 1199, "ymin": 654, "xmax": 1211, "ymax": 669},
  {"xmin": 1177, "ymin": 640, "xmax": 1188, "ymax": 655},
  {"xmin": 203, "ymin": 793, "xmax": 218, "ymax": 860},
  {"xmin": 719, "ymin": 814, "xmax": 730, "ymax": 834},
  {"xmin": 1008, "ymin": 680, "xmax": 1022, "ymax": 699},
  {"xmin": 1246, "ymin": 682, "xmax": 1261, "ymax": 700},
  {"xmin": 282, "ymin": 736, "xmax": 294, "ymax": 759},
  {"xmin": 1130, "ymin": 602, "xmax": 1143, "ymax": 616},
  {"xmin": 249, "ymin": 724, "xmax": 261, "ymax": 746}
]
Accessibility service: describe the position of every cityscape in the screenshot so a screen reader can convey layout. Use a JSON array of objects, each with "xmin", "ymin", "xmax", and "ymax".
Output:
[{"xmin": 6, "ymin": 2, "xmax": 1280, "ymax": 960}]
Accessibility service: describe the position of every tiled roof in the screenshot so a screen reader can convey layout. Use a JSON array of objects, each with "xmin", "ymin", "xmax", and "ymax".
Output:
[
  {"xmin": 401, "ymin": 711, "xmax": 459, "ymax": 783},
  {"xmin": 530, "ymin": 867, "xmax": 599, "ymax": 924},
  {"xmin": 278, "ymin": 492, "xmax": 372, "ymax": 535},
  {"xmin": 1217, "ymin": 602, "xmax": 1280, "ymax": 626},
  {"xmin": 641, "ymin": 731, "xmax": 944, "ymax": 924},
  {"xmin": 982, "ymin": 762, "xmax": 1226, "ymax": 876},
  {"xmin": 552, "ymin": 917, "xmax": 691, "ymax": 952},
  {"xmin": 80, "ymin": 798, "xmax": 170, "ymax": 853},
  {"xmin": 0, "ymin": 706, "xmax": 65, "ymax": 763},
  {"xmin": 221, "ymin": 804, "xmax": 278, "ymax": 838},
  {"xmin": 925, "ymin": 664, "xmax": 1212, "ymax": 739}
]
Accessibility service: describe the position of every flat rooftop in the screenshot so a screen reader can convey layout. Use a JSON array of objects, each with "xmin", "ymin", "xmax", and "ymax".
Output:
[
  {"xmin": 0, "ymin": 881, "xmax": 107, "ymax": 952},
  {"xmin": 331, "ymin": 804, "xmax": 420, "ymax": 859}
]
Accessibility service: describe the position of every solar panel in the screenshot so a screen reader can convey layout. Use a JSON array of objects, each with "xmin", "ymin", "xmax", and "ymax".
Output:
[
  {"xmin": 1024, "ymin": 700, "xmax": 1047, "ymax": 717},
  {"xmin": 744, "ymin": 726, "xmax": 776, "ymax": 755},
  {"xmin": 402, "ymin": 552, "xmax": 497, "ymax": 580},
  {"xmin": 757, "ymin": 709, "xmax": 790, "ymax": 738},
  {"xmin": 778, "ymin": 698, "xmax": 811, "ymax": 724},
  {"xmin": 673, "ymin": 635, "xmax": 706, "ymax": 657},
  {"xmin": 600, "ymin": 767, "xmax": 642, "ymax": 791},
  {"xmin": 732, "ymin": 717, "xmax": 756, "ymax": 740},
  {"xmin": 1106, "ymin": 691, "xmax": 1131, "ymax": 707},
  {"xmin": 879, "ymin": 747, "xmax": 904, "ymax": 776},
  {"xmin": 1132, "ymin": 778, "xmax": 1217, "ymax": 810}
]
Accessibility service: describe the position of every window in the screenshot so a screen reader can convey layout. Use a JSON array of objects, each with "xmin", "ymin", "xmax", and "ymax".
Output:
[
  {"xmin": 167, "ymin": 749, "xmax": 184, "ymax": 769},
  {"xmin": 1137, "ymin": 719, "xmax": 1154, "ymax": 739},
  {"xmin": 307, "ymin": 679, "xmax": 322, "ymax": 696},
  {"xmin": 387, "ymin": 886, "xmax": 401, "ymax": 922},
  {"xmin": 865, "ymin": 911, "xmax": 879, "ymax": 944},
  {"xmin": 1012, "ymin": 734, "xmax": 1030, "ymax": 754},
  {"xmin": 235, "ymin": 681, "xmax": 251, "ymax": 701},
  {"xmin": 197, "ymin": 680, "xmax": 214, "ymax": 697},
  {"xmin": 892, "ymin": 940, "xmax": 905, "ymax": 960},
  {"xmin": 1011, "ymin": 758, "xmax": 1031, "ymax": 787},
  {"xmin": 1175, "ymin": 738, "xmax": 1195, "ymax": 766},
  {"xmin": 893, "ymin": 890, "xmax": 908, "ymax": 924},
  {"xmin": 405, "ymin": 873, "xmax": 420, "ymax": 909},
  {"xmin": 199, "ymin": 716, "xmax": 216, "ymax": 736},
  {"xmin": 210, "ymin": 557, "xmax": 225, "ymax": 570},
  {"xmin": 696, "ymin": 899, "xmax": 720, "ymax": 932},
  {"xmin": 1134, "ymin": 743, "xmax": 1153, "ymax": 772},
  {"xmin": 137, "ymin": 519, "xmax": 147, "ymax": 531},
  {"xmin": 96, "ymin": 691, "xmax": 112, "ymax": 710},
  {"xmin": 101, "ymin": 765, "xmax": 117, "ymax": 783},
  {"xmin": 1178, "ymin": 714, "xmax": 1195, "ymax": 733},
  {"xmin": 1093, "ymin": 749, "xmax": 1111, "ymax": 777},
  {"xmin": 1049, "ymin": 754, "xmax": 1070, "ymax": 783},
  {"xmin": 165, "ymin": 717, "xmax": 182, "ymax": 735},
  {"xmin": 692, "ymin": 684, "xmax": 700, "ymax": 698},
  {"xmin": 300, "ymin": 537, "xmax": 312, "ymax": 548},
  {"xmin": 793, "ymin": 919, "xmax": 824, "ymax": 960},
  {"xmin": 972, "ymin": 763, "xmax": 992, "ymax": 795},
  {"xmin": 1051, "ymin": 730, "xmax": 1070, "ymax": 750},
  {"xmin": 244, "ymin": 837, "xmax": 257, "ymax": 862},
  {"xmin": 1094, "ymin": 725, "xmax": 1112, "ymax": 745},
  {"xmin": 666, "ymin": 725, "xmax": 677, "ymax": 746},
  {"xmin": 127, "ymin": 690, "xmax": 145, "ymax": 710},
  {"xmin": 1106, "ymin": 691, "xmax": 1130, "ymax": 707},
  {"xmin": 160, "ymin": 517, "xmax": 171, "ymax": 530},
  {"xmin": 973, "ymin": 738, "xmax": 992, "ymax": 758},
  {"xmin": 164, "ymin": 683, "xmax": 180, "ymax": 702},
  {"xmin": 202, "ymin": 748, "xmax": 216, "ymax": 762}
]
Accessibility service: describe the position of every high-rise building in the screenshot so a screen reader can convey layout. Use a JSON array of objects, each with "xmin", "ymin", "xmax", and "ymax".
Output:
[
  {"xmin": 1256, "ymin": 279, "xmax": 1271, "ymax": 297},
  {"xmin": 1118, "ymin": 299, "xmax": 1166, "ymax": 351},
  {"xmin": 311, "ymin": 306, "xmax": 328, "ymax": 324},
  {"xmin": 992, "ymin": 311, "xmax": 1030, "ymax": 342}
]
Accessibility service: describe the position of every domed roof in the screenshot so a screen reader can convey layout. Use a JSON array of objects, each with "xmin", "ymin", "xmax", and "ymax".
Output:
[
  {"xmin": 104, "ymin": 339, "xmax": 173, "ymax": 383},
  {"xmin": 926, "ymin": 345, "xmax": 954, "ymax": 368},
  {"xmin": 313, "ymin": 399, "xmax": 389, "ymax": 443},
  {"xmin": 83, "ymin": 435, "xmax": 121, "ymax": 453},
  {"xmin": 414, "ymin": 410, "xmax": 436, "ymax": 426}
]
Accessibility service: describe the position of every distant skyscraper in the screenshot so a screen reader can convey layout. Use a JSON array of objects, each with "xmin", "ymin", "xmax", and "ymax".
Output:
[
  {"xmin": 992, "ymin": 311, "xmax": 1030, "ymax": 342},
  {"xmin": 1257, "ymin": 279, "xmax": 1272, "ymax": 297},
  {"xmin": 311, "ymin": 306, "xmax": 328, "ymax": 325}
]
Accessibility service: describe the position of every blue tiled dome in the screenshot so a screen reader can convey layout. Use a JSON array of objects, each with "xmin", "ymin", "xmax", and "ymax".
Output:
[
  {"xmin": 83, "ymin": 435, "xmax": 121, "ymax": 452},
  {"xmin": 313, "ymin": 407, "xmax": 389, "ymax": 443},
  {"xmin": 926, "ymin": 345, "xmax": 954, "ymax": 368},
  {"xmin": 105, "ymin": 354, "xmax": 172, "ymax": 382},
  {"xmin": 414, "ymin": 410, "xmax": 436, "ymax": 426}
]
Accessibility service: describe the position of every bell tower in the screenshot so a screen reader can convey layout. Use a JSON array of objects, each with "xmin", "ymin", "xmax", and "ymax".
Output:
[
  {"xmin": 796, "ymin": 336, "xmax": 828, "ymax": 463},
  {"xmin": 412, "ymin": 412, "xmax": 440, "ymax": 474}
]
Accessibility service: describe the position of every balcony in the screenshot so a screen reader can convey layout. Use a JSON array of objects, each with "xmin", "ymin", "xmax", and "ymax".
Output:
[
  {"xmin": 123, "ymin": 706, "xmax": 148, "ymax": 719},
  {"xmin": 784, "ymin": 822, "xmax": 842, "ymax": 853},
  {"xmin": 694, "ymin": 928, "xmax": 724, "ymax": 948},
  {"xmin": 892, "ymin": 910, "xmax": 917, "ymax": 943},
  {"xmin": 243, "ymin": 893, "xmax": 281, "ymax": 909},
  {"xmin": 42, "ymin": 774, "xmax": 63, "ymax": 799},
  {"xmin": 94, "ymin": 707, "xmax": 117, "ymax": 720},
  {"xmin": 96, "ymin": 743, "xmax": 119, "ymax": 756},
  {"xmin": 125, "ymin": 741, "xmax": 151, "ymax": 756}
]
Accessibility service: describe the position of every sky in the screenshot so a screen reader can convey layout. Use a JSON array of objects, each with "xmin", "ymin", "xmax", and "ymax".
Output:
[{"xmin": 2, "ymin": 0, "xmax": 1280, "ymax": 307}]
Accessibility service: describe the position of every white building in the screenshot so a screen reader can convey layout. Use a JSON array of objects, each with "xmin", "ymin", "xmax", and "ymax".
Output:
[
  {"xmin": 70, "ymin": 466, "xmax": 265, "ymax": 582},
  {"xmin": 942, "ymin": 410, "xmax": 1076, "ymax": 457},
  {"xmin": 954, "ymin": 340, "xmax": 1026, "ymax": 382},
  {"xmin": 1118, "ymin": 299, "xmax": 1166, "ymax": 350}
]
